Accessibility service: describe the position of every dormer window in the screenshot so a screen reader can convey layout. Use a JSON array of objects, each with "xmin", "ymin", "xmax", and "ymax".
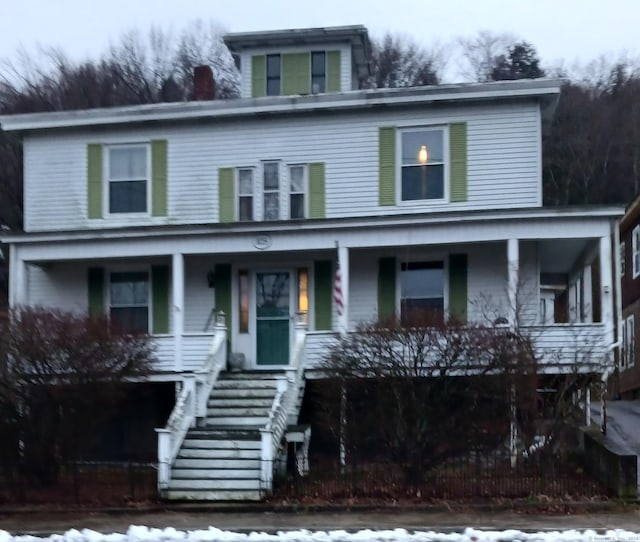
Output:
[
  {"xmin": 311, "ymin": 52, "xmax": 326, "ymax": 93},
  {"xmin": 266, "ymin": 54, "xmax": 281, "ymax": 96}
]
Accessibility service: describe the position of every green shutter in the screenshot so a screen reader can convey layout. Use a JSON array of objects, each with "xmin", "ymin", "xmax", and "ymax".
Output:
[
  {"xmin": 252, "ymin": 55, "xmax": 266, "ymax": 98},
  {"xmin": 326, "ymin": 50, "xmax": 341, "ymax": 92},
  {"xmin": 309, "ymin": 162, "xmax": 326, "ymax": 219},
  {"xmin": 378, "ymin": 257, "xmax": 396, "ymax": 319},
  {"xmin": 218, "ymin": 168, "xmax": 235, "ymax": 223},
  {"xmin": 450, "ymin": 122, "xmax": 467, "ymax": 202},
  {"xmin": 151, "ymin": 140, "xmax": 168, "ymax": 217},
  {"xmin": 214, "ymin": 264, "xmax": 232, "ymax": 326},
  {"xmin": 152, "ymin": 265, "xmax": 170, "ymax": 334},
  {"xmin": 88, "ymin": 267, "xmax": 104, "ymax": 316},
  {"xmin": 314, "ymin": 260, "xmax": 332, "ymax": 330},
  {"xmin": 282, "ymin": 52, "xmax": 311, "ymax": 95},
  {"xmin": 378, "ymin": 127, "xmax": 396, "ymax": 206},
  {"xmin": 448, "ymin": 254, "xmax": 468, "ymax": 323},
  {"xmin": 87, "ymin": 144, "xmax": 103, "ymax": 219}
]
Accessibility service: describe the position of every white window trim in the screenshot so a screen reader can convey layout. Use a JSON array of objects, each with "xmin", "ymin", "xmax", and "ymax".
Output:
[
  {"xmin": 287, "ymin": 163, "xmax": 308, "ymax": 219},
  {"xmin": 107, "ymin": 265, "xmax": 153, "ymax": 334},
  {"xmin": 633, "ymin": 226, "xmax": 640, "ymax": 278},
  {"xmin": 396, "ymin": 125, "xmax": 449, "ymax": 207},
  {"xmin": 397, "ymin": 257, "xmax": 449, "ymax": 319},
  {"xmin": 260, "ymin": 160, "xmax": 283, "ymax": 221},
  {"xmin": 104, "ymin": 143, "xmax": 151, "ymax": 217},
  {"xmin": 621, "ymin": 241, "xmax": 626, "ymax": 277},
  {"xmin": 236, "ymin": 166, "xmax": 256, "ymax": 222}
]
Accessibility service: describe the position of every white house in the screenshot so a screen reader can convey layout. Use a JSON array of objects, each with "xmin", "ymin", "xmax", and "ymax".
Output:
[{"xmin": 0, "ymin": 25, "xmax": 623, "ymax": 500}]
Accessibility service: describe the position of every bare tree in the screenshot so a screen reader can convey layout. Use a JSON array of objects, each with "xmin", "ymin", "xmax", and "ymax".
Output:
[{"xmin": 457, "ymin": 30, "xmax": 517, "ymax": 82}]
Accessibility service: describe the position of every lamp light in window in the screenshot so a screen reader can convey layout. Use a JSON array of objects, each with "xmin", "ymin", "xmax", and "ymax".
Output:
[{"xmin": 418, "ymin": 145, "xmax": 428, "ymax": 164}]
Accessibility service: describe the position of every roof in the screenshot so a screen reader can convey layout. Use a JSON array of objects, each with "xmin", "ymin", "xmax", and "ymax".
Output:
[
  {"xmin": 223, "ymin": 25, "xmax": 371, "ymax": 80},
  {"xmin": 0, "ymin": 78, "xmax": 564, "ymax": 134}
]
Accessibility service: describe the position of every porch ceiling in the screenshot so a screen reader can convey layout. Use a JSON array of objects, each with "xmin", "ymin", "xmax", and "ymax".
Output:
[{"xmin": 538, "ymin": 238, "xmax": 593, "ymax": 273}]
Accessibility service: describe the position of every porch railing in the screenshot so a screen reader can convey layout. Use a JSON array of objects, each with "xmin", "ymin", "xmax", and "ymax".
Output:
[
  {"xmin": 260, "ymin": 312, "xmax": 308, "ymax": 494},
  {"xmin": 156, "ymin": 312, "xmax": 227, "ymax": 491}
]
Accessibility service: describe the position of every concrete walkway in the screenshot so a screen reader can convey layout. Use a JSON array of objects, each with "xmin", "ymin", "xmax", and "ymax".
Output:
[{"xmin": 1, "ymin": 506, "xmax": 640, "ymax": 536}]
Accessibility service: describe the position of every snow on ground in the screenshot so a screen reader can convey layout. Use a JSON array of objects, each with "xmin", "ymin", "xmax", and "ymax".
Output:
[{"xmin": 1, "ymin": 526, "xmax": 639, "ymax": 542}]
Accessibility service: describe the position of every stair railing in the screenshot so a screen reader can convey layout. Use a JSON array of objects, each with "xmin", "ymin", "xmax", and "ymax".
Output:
[
  {"xmin": 259, "ymin": 311, "xmax": 308, "ymax": 494},
  {"xmin": 156, "ymin": 311, "xmax": 227, "ymax": 491}
]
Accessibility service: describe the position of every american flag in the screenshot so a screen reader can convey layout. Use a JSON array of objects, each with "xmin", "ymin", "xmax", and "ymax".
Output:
[{"xmin": 334, "ymin": 259, "xmax": 344, "ymax": 317}]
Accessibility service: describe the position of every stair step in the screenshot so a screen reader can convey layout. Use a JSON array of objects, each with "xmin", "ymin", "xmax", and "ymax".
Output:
[
  {"xmin": 212, "ymin": 388, "xmax": 277, "ymax": 399},
  {"xmin": 207, "ymin": 407, "xmax": 271, "ymax": 417},
  {"xmin": 219, "ymin": 371, "xmax": 284, "ymax": 379},
  {"xmin": 182, "ymin": 439, "xmax": 261, "ymax": 450},
  {"xmin": 164, "ymin": 489, "xmax": 262, "ymax": 501},
  {"xmin": 169, "ymin": 478, "xmax": 262, "ymax": 490},
  {"xmin": 204, "ymin": 417, "xmax": 268, "ymax": 426},
  {"xmin": 214, "ymin": 380, "xmax": 279, "ymax": 390},
  {"xmin": 207, "ymin": 398, "xmax": 273, "ymax": 408},
  {"xmin": 174, "ymin": 458, "xmax": 261, "ymax": 469},
  {"xmin": 186, "ymin": 428, "xmax": 261, "ymax": 440},
  {"xmin": 178, "ymin": 448, "xmax": 261, "ymax": 460},
  {"xmin": 171, "ymin": 467, "xmax": 261, "ymax": 479}
]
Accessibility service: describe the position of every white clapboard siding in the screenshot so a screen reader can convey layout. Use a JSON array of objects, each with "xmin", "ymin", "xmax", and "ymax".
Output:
[
  {"xmin": 238, "ymin": 43, "xmax": 352, "ymax": 98},
  {"xmin": 27, "ymin": 262, "xmax": 87, "ymax": 312},
  {"xmin": 153, "ymin": 336, "xmax": 175, "ymax": 372},
  {"xmin": 182, "ymin": 334, "xmax": 215, "ymax": 371},
  {"xmin": 24, "ymin": 102, "xmax": 541, "ymax": 232}
]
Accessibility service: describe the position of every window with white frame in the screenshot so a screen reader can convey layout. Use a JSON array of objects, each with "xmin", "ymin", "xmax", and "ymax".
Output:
[
  {"xmin": 289, "ymin": 164, "xmax": 306, "ymax": 219},
  {"xmin": 237, "ymin": 168, "xmax": 254, "ymax": 221},
  {"xmin": 626, "ymin": 315, "xmax": 635, "ymax": 368},
  {"xmin": 400, "ymin": 261, "xmax": 444, "ymax": 323},
  {"xmin": 107, "ymin": 145, "xmax": 149, "ymax": 214},
  {"xmin": 633, "ymin": 226, "xmax": 640, "ymax": 278},
  {"xmin": 263, "ymin": 162, "xmax": 280, "ymax": 220},
  {"xmin": 621, "ymin": 241, "xmax": 626, "ymax": 277},
  {"xmin": 401, "ymin": 128, "xmax": 445, "ymax": 201},
  {"xmin": 109, "ymin": 271, "xmax": 149, "ymax": 334}
]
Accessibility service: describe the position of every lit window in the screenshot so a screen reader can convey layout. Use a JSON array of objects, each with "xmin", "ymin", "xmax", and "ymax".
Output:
[
  {"xmin": 298, "ymin": 268, "xmax": 309, "ymax": 312},
  {"xmin": 109, "ymin": 271, "xmax": 149, "ymax": 334},
  {"xmin": 107, "ymin": 145, "xmax": 148, "ymax": 213},
  {"xmin": 401, "ymin": 128, "xmax": 445, "ymax": 201},
  {"xmin": 400, "ymin": 261, "xmax": 444, "ymax": 323}
]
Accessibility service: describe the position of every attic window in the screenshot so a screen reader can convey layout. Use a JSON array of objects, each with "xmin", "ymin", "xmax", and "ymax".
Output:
[
  {"xmin": 266, "ymin": 54, "xmax": 281, "ymax": 96},
  {"xmin": 311, "ymin": 51, "xmax": 326, "ymax": 93}
]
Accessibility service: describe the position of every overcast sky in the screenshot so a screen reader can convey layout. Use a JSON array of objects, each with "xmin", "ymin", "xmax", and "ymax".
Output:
[{"xmin": 1, "ymin": 0, "xmax": 639, "ymax": 79}]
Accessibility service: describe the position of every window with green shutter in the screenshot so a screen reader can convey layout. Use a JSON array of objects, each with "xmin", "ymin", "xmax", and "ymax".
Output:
[
  {"xmin": 151, "ymin": 140, "xmax": 168, "ymax": 216},
  {"xmin": 449, "ymin": 123, "xmax": 468, "ymax": 202},
  {"xmin": 308, "ymin": 162, "xmax": 325, "ymax": 219},
  {"xmin": 218, "ymin": 168, "xmax": 235, "ymax": 223},
  {"xmin": 379, "ymin": 127, "xmax": 396, "ymax": 206},
  {"xmin": 252, "ymin": 55, "xmax": 267, "ymax": 97},
  {"xmin": 87, "ymin": 144, "xmax": 103, "ymax": 219},
  {"xmin": 314, "ymin": 260, "xmax": 332, "ymax": 330},
  {"xmin": 326, "ymin": 50, "xmax": 341, "ymax": 92},
  {"xmin": 282, "ymin": 53, "xmax": 311, "ymax": 95}
]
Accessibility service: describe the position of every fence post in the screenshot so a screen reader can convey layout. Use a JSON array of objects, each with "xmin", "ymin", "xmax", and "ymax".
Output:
[{"xmin": 260, "ymin": 428, "xmax": 273, "ymax": 496}]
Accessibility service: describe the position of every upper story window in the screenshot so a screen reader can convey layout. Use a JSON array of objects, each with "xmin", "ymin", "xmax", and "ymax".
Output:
[
  {"xmin": 401, "ymin": 128, "xmax": 445, "ymax": 202},
  {"xmin": 400, "ymin": 261, "xmax": 444, "ymax": 324},
  {"xmin": 633, "ymin": 226, "xmax": 640, "ymax": 278},
  {"xmin": 289, "ymin": 164, "xmax": 307, "ymax": 219},
  {"xmin": 266, "ymin": 54, "xmax": 281, "ymax": 96},
  {"xmin": 109, "ymin": 271, "xmax": 149, "ymax": 334},
  {"xmin": 263, "ymin": 162, "xmax": 280, "ymax": 220},
  {"xmin": 311, "ymin": 52, "xmax": 326, "ymax": 93},
  {"xmin": 107, "ymin": 145, "xmax": 149, "ymax": 214},
  {"xmin": 237, "ymin": 168, "xmax": 254, "ymax": 221}
]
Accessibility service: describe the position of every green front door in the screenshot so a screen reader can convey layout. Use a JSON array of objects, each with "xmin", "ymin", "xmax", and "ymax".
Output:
[{"xmin": 256, "ymin": 271, "xmax": 290, "ymax": 366}]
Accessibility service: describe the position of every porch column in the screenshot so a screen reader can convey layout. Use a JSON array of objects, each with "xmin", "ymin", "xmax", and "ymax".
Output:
[
  {"xmin": 8, "ymin": 245, "xmax": 26, "ymax": 307},
  {"xmin": 172, "ymin": 253, "xmax": 184, "ymax": 372},
  {"xmin": 600, "ymin": 236, "xmax": 614, "ymax": 346},
  {"xmin": 507, "ymin": 238, "xmax": 519, "ymax": 327},
  {"xmin": 337, "ymin": 245, "xmax": 350, "ymax": 335}
]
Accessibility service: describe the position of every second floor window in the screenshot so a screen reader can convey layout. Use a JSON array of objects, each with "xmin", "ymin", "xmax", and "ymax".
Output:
[
  {"xmin": 401, "ymin": 128, "xmax": 445, "ymax": 202},
  {"xmin": 311, "ymin": 51, "xmax": 326, "ymax": 93},
  {"xmin": 238, "ymin": 168, "xmax": 254, "ymax": 221},
  {"xmin": 289, "ymin": 165, "xmax": 306, "ymax": 219},
  {"xmin": 266, "ymin": 54, "xmax": 281, "ymax": 96},
  {"xmin": 108, "ymin": 145, "xmax": 149, "ymax": 213},
  {"xmin": 263, "ymin": 162, "xmax": 280, "ymax": 220}
]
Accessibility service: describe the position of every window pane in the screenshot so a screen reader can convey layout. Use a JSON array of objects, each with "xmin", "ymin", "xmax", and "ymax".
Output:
[
  {"xmin": 110, "ymin": 272, "xmax": 149, "ymax": 305},
  {"xmin": 110, "ymin": 180, "xmax": 147, "ymax": 213},
  {"xmin": 111, "ymin": 306, "xmax": 149, "ymax": 334},
  {"xmin": 256, "ymin": 272, "xmax": 290, "ymax": 317},
  {"xmin": 239, "ymin": 169, "xmax": 253, "ymax": 194},
  {"xmin": 311, "ymin": 52, "xmax": 326, "ymax": 75},
  {"xmin": 401, "ymin": 298, "xmax": 444, "ymax": 321},
  {"xmin": 264, "ymin": 163, "xmax": 279, "ymax": 189},
  {"xmin": 264, "ymin": 193, "xmax": 279, "ymax": 220},
  {"xmin": 267, "ymin": 55, "xmax": 281, "ymax": 78},
  {"xmin": 401, "ymin": 264, "xmax": 444, "ymax": 299},
  {"xmin": 401, "ymin": 165, "xmax": 444, "ymax": 200},
  {"xmin": 290, "ymin": 166, "xmax": 304, "ymax": 192},
  {"xmin": 402, "ymin": 130, "xmax": 444, "ymax": 165},
  {"xmin": 110, "ymin": 147, "xmax": 147, "ymax": 179},
  {"xmin": 239, "ymin": 196, "xmax": 253, "ymax": 221},
  {"xmin": 267, "ymin": 79, "xmax": 280, "ymax": 96},
  {"xmin": 290, "ymin": 193, "xmax": 304, "ymax": 219}
]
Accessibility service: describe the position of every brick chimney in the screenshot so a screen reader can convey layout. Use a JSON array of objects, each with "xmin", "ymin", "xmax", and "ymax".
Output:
[{"xmin": 193, "ymin": 65, "xmax": 215, "ymax": 101}]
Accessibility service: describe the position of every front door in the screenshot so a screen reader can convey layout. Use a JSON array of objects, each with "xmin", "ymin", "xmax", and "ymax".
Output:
[{"xmin": 255, "ymin": 271, "xmax": 291, "ymax": 366}]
